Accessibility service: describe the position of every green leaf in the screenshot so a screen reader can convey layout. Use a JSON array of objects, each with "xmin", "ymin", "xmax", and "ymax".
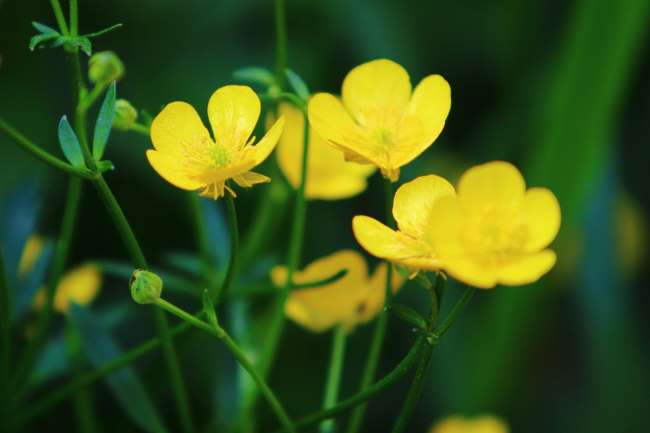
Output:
[
  {"xmin": 29, "ymin": 33, "xmax": 59, "ymax": 51},
  {"xmin": 389, "ymin": 303, "xmax": 428, "ymax": 331},
  {"xmin": 285, "ymin": 68, "xmax": 310, "ymax": 102},
  {"xmin": 31, "ymin": 21, "xmax": 59, "ymax": 35},
  {"xmin": 232, "ymin": 67, "xmax": 275, "ymax": 87},
  {"xmin": 68, "ymin": 304, "xmax": 168, "ymax": 433},
  {"xmin": 57, "ymin": 116, "xmax": 85, "ymax": 167},
  {"xmin": 84, "ymin": 23, "xmax": 124, "ymax": 39},
  {"xmin": 93, "ymin": 82, "xmax": 117, "ymax": 159},
  {"xmin": 75, "ymin": 36, "xmax": 92, "ymax": 56}
]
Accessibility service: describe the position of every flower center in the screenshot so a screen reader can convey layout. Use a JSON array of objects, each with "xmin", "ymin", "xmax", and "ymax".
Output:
[{"xmin": 463, "ymin": 207, "xmax": 528, "ymax": 262}]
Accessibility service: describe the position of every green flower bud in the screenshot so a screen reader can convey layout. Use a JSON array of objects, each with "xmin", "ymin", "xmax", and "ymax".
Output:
[
  {"xmin": 88, "ymin": 51, "xmax": 124, "ymax": 85},
  {"xmin": 113, "ymin": 99, "xmax": 138, "ymax": 130},
  {"xmin": 130, "ymin": 269, "xmax": 163, "ymax": 304}
]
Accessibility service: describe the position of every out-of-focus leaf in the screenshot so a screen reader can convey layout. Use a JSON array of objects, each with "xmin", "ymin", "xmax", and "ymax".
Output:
[
  {"xmin": 232, "ymin": 66, "xmax": 275, "ymax": 87},
  {"xmin": 285, "ymin": 68, "xmax": 310, "ymax": 102},
  {"xmin": 92, "ymin": 82, "xmax": 116, "ymax": 160},
  {"xmin": 200, "ymin": 198, "xmax": 230, "ymax": 266},
  {"xmin": 57, "ymin": 116, "xmax": 85, "ymax": 167},
  {"xmin": 97, "ymin": 259, "xmax": 198, "ymax": 296},
  {"xmin": 29, "ymin": 33, "xmax": 59, "ymax": 51},
  {"xmin": 160, "ymin": 251, "xmax": 203, "ymax": 278},
  {"xmin": 68, "ymin": 304, "xmax": 168, "ymax": 433},
  {"xmin": 31, "ymin": 21, "xmax": 58, "ymax": 35},
  {"xmin": 12, "ymin": 239, "xmax": 53, "ymax": 323}
]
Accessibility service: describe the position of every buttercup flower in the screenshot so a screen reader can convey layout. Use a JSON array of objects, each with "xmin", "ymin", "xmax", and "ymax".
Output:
[
  {"xmin": 270, "ymin": 250, "xmax": 403, "ymax": 333},
  {"xmin": 147, "ymin": 85, "xmax": 285, "ymax": 199},
  {"xmin": 430, "ymin": 415, "xmax": 509, "ymax": 433},
  {"xmin": 274, "ymin": 102, "xmax": 375, "ymax": 200},
  {"xmin": 353, "ymin": 174, "xmax": 455, "ymax": 272},
  {"xmin": 308, "ymin": 58, "xmax": 451, "ymax": 181},
  {"xmin": 33, "ymin": 263, "xmax": 102, "ymax": 314}
]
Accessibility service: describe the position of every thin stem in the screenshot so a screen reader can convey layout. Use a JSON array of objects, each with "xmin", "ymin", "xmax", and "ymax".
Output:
[
  {"xmin": 69, "ymin": 0, "xmax": 78, "ymax": 36},
  {"xmin": 156, "ymin": 298, "xmax": 297, "ymax": 433},
  {"xmin": 321, "ymin": 326, "xmax": 347, "ymax": 433},
  {"xmin": 11, "ymin": 177, "xmax": 83, "ymax": 396},
  {"xmin": 434, "ymin": 287, "xmax": 476, "ymax": 338},
  {"xmin": 273, "ymin": 0, "xmax": 288, "ymax": 88},
  {"xmin": 346, "ymin": 178, "xmax": 395, "ymax": 433},
  {"xmin": 66, "ymin": 51, "xmax": 95, "ymax": 170},
  {"xmin": 0, "ymin": 250, "xmax": 10, "ymax": 425},
  {"xmin": 213, "ymin": 191, "xmax": 239, "ymax": 303},
  {"xmin": 270, "ymin": 338, "xmax": 426, "ymax": 433},
  {"xmin": 0, "ymin": 117, "xmax": 94, "ymax": 179},
  {"xmin": 49, "ymin": 0, "xmax": 69, "ymax": 35}
]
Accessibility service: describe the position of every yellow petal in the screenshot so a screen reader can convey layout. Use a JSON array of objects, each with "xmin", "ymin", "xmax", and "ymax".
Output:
[
  {"xmin": 54, "ymin": 264, "xmax": 102, "ymax": 313},
  {"xmin": 146, "ymin": 150, "xmax": 204, "ymax": 191},
  {"xmin": 271, "ymin": 250, "xmax": 369, "ymax": 332},
  {"xmin": 342, "ymin": 59, "xmax": 411, "ymax": 127},
  {"xmin": 498, "ymin": 250, "xmax": 556, "ymax": 286},
  {"xmin": 308, "ymin": 93, "xmax": 388, "ymax": 168},
  {"xmin": 427, "ymin": 195, "xmax": 466, "ymax": 257},
  {"xmin": 352, "ymin": 215, "xmax": 439, "ymax": 270},
  {"xmin": 276, "ymin": 102, "xmax": 375, "ymax": 200},
  {"xmin": 407, "ymin": 74, "xmax": 451, "ymax": 146},
  {"xmin": 252, "ymin": 116, "xmax": 284, "ymax": 165},
  {"xmin": 207, "ymin": 85, "xmax": 261, "ymax": 149},
  {"xmin": 393, "ymin": 175, "xmax": 455, "ymax": 238},
  {"xmin": 458, "ymin": 161, "xmax": 526, "ymax": 213},
  {"xmin": 232, "ymin": 171, "xmax": 270, "ymax": 188},
  {"xmin": 19, "ymin": 235, "xmax": 45, "ymax": 277},
  {"xmin": 444, "ymin": 257, "xmax": 499, "ymax": 289},
  {"xmin": 520, "ymin": 187, "xmax": 561, "ymax": 251},
  {"xmin": 150, "ymin": 101, "xmax": 211, "ymax": 157}
]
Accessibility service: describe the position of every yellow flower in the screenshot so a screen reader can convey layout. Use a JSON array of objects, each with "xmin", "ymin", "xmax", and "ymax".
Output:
[
  {"xmin": 270, "ymin": 250, "xmax": 404, "ymax": 333},
  {"xmin": 18, "ymin": 234, "xmax": 45, "ymax": 277},
  {"xmin": 354, "ymin": 162, "xmax": 561, "ymax": 288},
  {"xmin": 353, "ymin": 174, "xmax": 456, "ymax": 272},
  {"xmin": 147, "ymin": 85, "xmax": 285, "ymax": 199},
  {"xmin": 426, "ymin": 161, "xmax": 560, "ymax": 288},
  {"xmin": 308, "ymin": 58, "xmax": 451, "ymax": 181},
  {"xmin": 33, "ymin": 263, "xmax": 102, "ymax": 314},
  {"xmin": 430, "ymin": 415, "xmax": 509, "ymax": 433},
  {"xmin": 274, "ymin": 102, "xmax": 375, "ymax": 200}
]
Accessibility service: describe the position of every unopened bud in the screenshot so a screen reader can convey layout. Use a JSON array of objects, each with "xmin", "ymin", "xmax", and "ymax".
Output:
[
  {"xmin": 113, "ymin": 99, "xmax": 138, "ymax": 130},
  {"xmin": 130, "ymin": 269, "xmax": 162, "ymax": 304},
  {"xmin": 88, "ymin": 51, "xmax": 124, "ymax": 85}
]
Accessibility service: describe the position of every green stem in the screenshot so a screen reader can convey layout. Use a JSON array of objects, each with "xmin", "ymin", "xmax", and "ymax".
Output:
[
  {"xmin": 0, "ymin": 117, "xmax": 94, "ymax": 179},
  {"xmin": 270, "ymin": 338, "xmax": 426, "ymax": 433},
  {"xmin": 155, "ymin": 298, "xmax": 297, "ymax": 433},
  {"xmin": 390, "ymin": 286, "xmax": 475, "ymax": 433},
  {"xmin": 11, "ymin": 177, "xmax": 83, "ymax": 397},
  {"xmin": 49, "ymin": 0, "xmax": 69, "ymax": 35},
  {"xmin": 346, "ymin": 178, "xmax": 394, "ymax": 433},
  {"xmin": 212, "ymin": 192, "xmax": 239, "ymax": 303},
  {"xmin": 0, "ymin": 251, "xmax": 9, "ymax": 426},
  {"xmin": 273, "ymin": 0, "xmax": 288, "ymax": 88},
  {"xmin": 69, "ymin": 0, "xmax": 78, "ymax": 36},
  {"xmin": 320, "ymin": 326, "xmax": 347, "ymax": 433},
  {"xmin": 91, "ymin": 175, "xmax": 194, "ymax": 433}
]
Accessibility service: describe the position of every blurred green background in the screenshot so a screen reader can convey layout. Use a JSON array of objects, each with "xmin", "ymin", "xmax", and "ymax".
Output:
[{"xmin": 1, "ymin": 0, "xmax": 649, "ymax": 432}]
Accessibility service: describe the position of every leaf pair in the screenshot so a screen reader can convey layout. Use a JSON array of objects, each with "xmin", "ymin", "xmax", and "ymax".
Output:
[
  {"xmin": 29, "ymin": 21, "xmax": 123, "ymax": 56},
  {"xmin": 58, "ymin": 82, "xmax": 116, "ymax": 167}
]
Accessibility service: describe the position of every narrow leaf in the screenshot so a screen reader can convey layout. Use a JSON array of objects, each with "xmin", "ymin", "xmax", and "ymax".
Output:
[
  {"xmin": 232, "ymin": 67, "xmax": 275, "ymax": 87},
  {"xmin": 93, "ymin": 82, "xmax": 116, "ymax": 159},
  {"xmin": 285, "ymin": 68, "xmax": 310, "ymax": 102},
  {"xmin": 69, "ymin": 304, "xmax": 168, "ymax": 433},
  {"xmin": 57, "ymin": 116, "xmax": 85, "ymax": 167},
  {"xmin": 76, "ymin": 37, "xmax": 92, "ymax": 56},
  {"xmin": 29, "ymin": 33, "xmax": 58, "ymax": 51},
  {"xmin": 32, "ymin": 21, "xmax": 59, "ymax": 35},
  {"xmin": 84, "ymin": 23, "xmax": 124, "ymax": 38}
]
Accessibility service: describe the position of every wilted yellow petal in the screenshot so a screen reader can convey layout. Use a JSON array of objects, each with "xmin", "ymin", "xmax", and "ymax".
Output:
[
  {"xmin": 352, "ymin": 216, "xmax": 439, "ymax": 270},
  {"xmin": 342, "ymin": 59, "xmax": 411, "ymax": 128},
  {"xmin": 393, "ymin": 175, "xmax": 455, "ymax": 238},
  {"xmin": 498, "ymin": 250, "xmax": 557, "ymax": 286},
  {"xmin": 208, "ymin": 85, "xmax": 261, "ymax": 149},
  {"xmin": 146, "ymin": 150, "xmax": 204, "ymax": 190},
  {"xmin": 54, "ymin": 263, "xmax": 102, "ymax": 313},
  {"xmin": 458, "ymin": 161, "xmax": 526, "ymax": 213},
  {"xmin": 151, "ymin": 101, "xmax": 211, "ymax": 157},
  {"xmin": 520, "ymin": 187, "xmax": 561, "ymax": 251}
]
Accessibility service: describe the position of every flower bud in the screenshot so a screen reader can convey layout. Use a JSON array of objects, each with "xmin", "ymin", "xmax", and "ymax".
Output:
[
  {"xmin": 130, "ymin": 269, "xmax": 163, "ymax": 304},
  {"xmin": 113, "ymin": 99, "xmax": 138, "ymax": 130},
  {"xmin": 88, "ymin": 51, "xmax": 124, "ymax": 85}
]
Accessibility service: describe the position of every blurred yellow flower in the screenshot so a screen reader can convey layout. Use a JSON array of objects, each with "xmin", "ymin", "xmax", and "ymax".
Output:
[
  {"xmin": 308, "ymin": 58, "xmax": 451, "ymax": 181},
  {"xmin": 18, "ymin": 234, "xmax": 45, "ymax": 277},
  {"xmin": 274, "ymin": 102, "xmax": 375, "ymax": 200},
  {"xmin": 353, "ymin": 174, "xmax": 455, "ymax": 272},
  {"xmin": 147, "ymin": 85, "xmax": 285, "ymax": 199},
  {"xmin": 270, "ymin": 250, "xmax": 404, "ymax": 333},
  {"xmin": 33, "ymin": 263, "xmax": 102, "ymax": 314},
  {"xmin": 430, "ymin": 415, "xmax": 509, "ymax": 433},
  {"xmin": 428, "ymin": 161, "xmax": 560, "ymax": 288}
]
